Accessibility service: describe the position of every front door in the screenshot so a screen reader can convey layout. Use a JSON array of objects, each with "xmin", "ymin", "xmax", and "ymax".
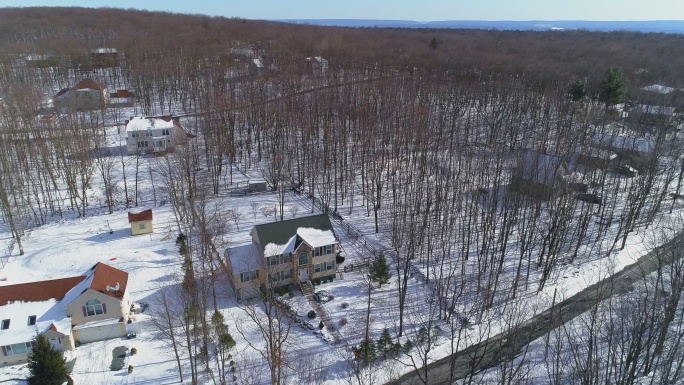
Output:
[{"xmin": 299, "ymin": 267, "xmax": 309, "ymax": 282}]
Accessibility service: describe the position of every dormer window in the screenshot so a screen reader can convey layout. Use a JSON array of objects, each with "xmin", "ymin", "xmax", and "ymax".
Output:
[
  {"xmin": 1, "ymin": 319, "xmax": 9, "ymax": 330},
  {"xmin": 162, "ymin": 129, "xmax": 170, "ymax": 136},
  {"xmin": 27, "ymin": 316, "xmax": 36, "ymax": 326}
]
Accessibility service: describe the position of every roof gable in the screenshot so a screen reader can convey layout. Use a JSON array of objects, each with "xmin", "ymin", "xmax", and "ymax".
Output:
[
  {"xmin": 89, "ymin": 263, "xmax": 128, "ymax": 300},
  {"xmin": 72, "ymin": 78, "xmax": 106, "ymax": 91},
  {"xmin": 253, "ymin": 214, "xmax": 333, "ymax": 255}
]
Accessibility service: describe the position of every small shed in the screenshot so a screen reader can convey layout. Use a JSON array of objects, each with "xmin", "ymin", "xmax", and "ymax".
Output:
[
  {"xmin": 128, "ymin": 209, "xmax": 153, "ymax": 236},
  {"xmin": 248, "ymin": 179, "xmax": 268, "ymax": 193}
]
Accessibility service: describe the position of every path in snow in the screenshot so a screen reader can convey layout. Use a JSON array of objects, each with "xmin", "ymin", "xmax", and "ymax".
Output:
[{"xmin": 391, "ymin": 231, "xmax": 684, "ymax": 385}]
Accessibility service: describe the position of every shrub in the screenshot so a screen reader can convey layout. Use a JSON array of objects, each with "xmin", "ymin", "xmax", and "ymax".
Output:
[
  {"xmin": 229, "ymin": 360, "xmax": 235, "ymax": 366},
  {"xmin": 339, "ymin": 318, "xmax": 348, "ymax": 327},
  {"xmin": 314, "ymin": 279, "xmax": 321, "ymax": 285},
  {"xmin": 130, "ymin": 347, "xmax": 137, "ymax": 355},
  {"xmin": 402, "ymin": 340, "xmax": 414, "ymax": 354},
  {"xmin": 277, "ymin": 287, "xmax": 286, "ymax": 296},
  {"xmin": 319, "ymin": 321, "xmax": 324, "ymax": 329},
  {"xmin": 230, "ymin": 366, "xmax": 236, "ymax": 373},
  {"xmin": 341, "ymin": 302, "xmax": 349, "ymax": 309},
  {"xmin": 308, "ymin": 310, "xmax": 317, "ymax": 319},
  {"xmin": 288, "ymin": 292, "xmax": 294, "ymax": 299},
  {"xmin": 128, "ymin": 365, "xmax": 134, "ymax": 373}
]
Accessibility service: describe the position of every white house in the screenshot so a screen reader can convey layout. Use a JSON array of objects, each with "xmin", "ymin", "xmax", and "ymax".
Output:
[{"xmin": 125, "ymin": 116, "xmax": 188, "ymax": 155}]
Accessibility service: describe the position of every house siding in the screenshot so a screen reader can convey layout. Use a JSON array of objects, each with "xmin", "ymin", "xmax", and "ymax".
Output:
[
  {"xmin": 126, "ymin": 125, "xmax": 185, "ymax": 155},
  {"xmin": 67, "ymin": 289, "xmax": 127, "ymax": 326},
  {"xmin": 130, "ymin": 219, "xmax": 153, "ymax": 235}
]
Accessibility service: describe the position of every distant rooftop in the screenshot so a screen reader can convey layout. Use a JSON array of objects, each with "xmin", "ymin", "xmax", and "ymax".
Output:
[{"xmin": 126, "ymin": 116, "xmax": 176, "ymax": 132}]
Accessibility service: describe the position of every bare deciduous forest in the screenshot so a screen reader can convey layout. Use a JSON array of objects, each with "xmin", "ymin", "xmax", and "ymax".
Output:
[{"xmin": 2, "ymin": 6, "xmax": 684, "ymax": 385}]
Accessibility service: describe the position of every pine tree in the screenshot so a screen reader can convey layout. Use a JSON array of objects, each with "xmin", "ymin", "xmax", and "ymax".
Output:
[
  {"xmin": 358, "ymin": 338, "xmax": 377, "ymax": 364},
  {"xmin": 599, "ymin": 67, "xmax": 627, "ymax": 108},
  {"xmin": 429, "ymin": 37, "xmax": 438, "ymax": 49},
  {"xmin": 369, "ymin": 253, "xmax": 390, "ymax": 288},
  {"xmin": 376, "ymin": 327, "xmax": 393, "ymax": 356},
  {"xmin": 27, "ymin": 334, "xmax": 68, "ymax": 385},
  {"xmin": 569, "ymin": 79, "xmax": 587, "ymax": 102}
]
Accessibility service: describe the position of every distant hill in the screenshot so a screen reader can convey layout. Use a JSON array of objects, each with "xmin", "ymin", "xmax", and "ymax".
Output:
[{"xmin": 276, "ymin": 19, "xmax": 684, "ymax": 34}]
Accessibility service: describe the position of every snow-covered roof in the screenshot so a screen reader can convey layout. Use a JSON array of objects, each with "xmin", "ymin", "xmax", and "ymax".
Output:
[
  {"xmin": 592, "ymin": 134, "xmax": 654, "ymax": 153},
  {"xmin": 92, "ymin": 48, "xmax": 117, "ymax": 54},
  {"xmin": 72, "ymin": 317, "xmax": 122, "ymax": 330},
  {"xmin": 227, "ymin": 243, "xmax": 262, "ymax": 275},
  {"xmin": 641, "ymin": 84, "xmax": 677, "ymax": 95},
  {"xmin": 296, "ymin": 227, "xmax": 337, "ymax": 248},
  {"xmin": 0, "ymin": 300, "xmax": 64, "ymax": 346},
  {"xmin": 252, "ymin": 58, "xmax": 264, "ymax": 68},
  {"xmin": 264, "ymin": 234, "xmax": 298, "ymax": 258},
  {"xmin": 631, "ymin": 104, "xmax": 676, "ymax": 117},
  {"xmin": 252, "ymin": 214, "xmax": 335, "ymax": 256},
  {"xmin": 126, "ymin": 117, "xmax": 175, "ymax": 132}
]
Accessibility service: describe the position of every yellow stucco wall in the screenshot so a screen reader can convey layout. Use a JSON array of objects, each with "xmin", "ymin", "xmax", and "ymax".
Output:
[
  {"xmin": 67, "ymin": 289, "xmax": 127, "ymax": 325},
  {"xmin": 130, "ymin": 220, "xmax": 153, "ymax": 235}
]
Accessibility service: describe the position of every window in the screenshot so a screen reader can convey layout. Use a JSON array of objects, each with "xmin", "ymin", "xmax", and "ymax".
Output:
[
  {"xmin": 281, "ymin": 269, "xmax": 293, "ymax": 280},
  {"xmin": 131, "ymin": 132, "xmax": 140, "ymax": 138},
  {"xmin": 85, "ymin": 299, "xmax": 104, "ymax": 316},
  {"xmin": 1, "ymin": 319, "xmax": 9, "ymax": 330},
  {"xmin": 326, "ymin": 261, "xmax": 335, "ymax": 271},
  {"xmin": 27, "ymin": 316, "xmax": 36, "ymax": 326},
  {"xmin": 137, "ymin": 141, "xmax": 149, "ymax": 148},
  {"xmin": 240, "ymin": 270, "xmax": 258, "ymax": 283},
  {"xmin": 155, "ymin": 140, "xmax": 164, "ymax": 147},
  {"xmin": 282, "ymin": 253, "xmax": 292, "ymax": 263},
  {"xmin": 314, "ymin": 245, "xmax": 335, "ymax": 257},
  {"xmin": 162, "ymin": 129, "xmax": 170, "ymax": 136},
  {"xmin": 269, "ymin": 256, "xmax": 279, "ymax": 266},
  {"xmin": 314, "ymin": 263, "xmax": 322, "ymax": 273},
  {"xmin": 139, "ymin": 223, "xmax": 146, "ymax": 230},
  {"xmin": 298, "ymin": 252, "xmax": 308, "ymax": 266},
  {"xmin": 269, "ymin": 272, "xmax": 280, "ymax": 283},
  {"xmin": 3, "ymin": 342, "xmax": 32, "ymax": 356},
  {"xmin": 146, "ymin": 130, "xmax": 152, "ymax": 137}
]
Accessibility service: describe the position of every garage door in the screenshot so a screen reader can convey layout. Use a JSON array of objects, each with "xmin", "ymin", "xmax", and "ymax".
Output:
[{"xmin": 77, "ymin": 323, "xmax": 122, "ymax": 344}]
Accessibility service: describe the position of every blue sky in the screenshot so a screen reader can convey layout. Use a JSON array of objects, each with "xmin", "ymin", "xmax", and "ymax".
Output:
[{"xmin": 2, "ymin": 0, "xmax": 683, "ymax": 21}]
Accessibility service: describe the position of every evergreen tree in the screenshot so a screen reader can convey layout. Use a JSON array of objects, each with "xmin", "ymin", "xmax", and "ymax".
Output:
[
  {"xmin": 569, "ymin": 79, "xmax": 587, "ymax": 102},
  {"xmin": 358, "ymin": 338, "xmax": 377, "ymax": 364},
  {"xmin": 27, "ymin": 334, "xmax": 68, "ymax": 385},
  {"xmin": 369, "ymin": 253, "xmax": 390, "ymax": 288},
  {"xmin": 429, "ymin": 37, "xmax": 438, "ymax": 49},
  {"xmin": 376, "ymin": 327, "xmax": 393, "ymax": 356},
  {"xmin": 599, "ymin": 67, "xmax": 627, "ymax": 108}
]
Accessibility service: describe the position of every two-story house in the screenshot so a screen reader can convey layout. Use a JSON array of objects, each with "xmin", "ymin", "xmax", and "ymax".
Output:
[
  {"xmin": 225, "ymin": 214, "xmax": 341, "ymax": 301},
  {"xmin": 0, "ymin": 263, "xmax": 133, "ymax": 366},
  {"xmin": 53, "ymin": 78, "xmax": 110, "ymax": 112},
  {"xmin": 125, "ymin": 115, "xmax": 188, "ymax": 155}
]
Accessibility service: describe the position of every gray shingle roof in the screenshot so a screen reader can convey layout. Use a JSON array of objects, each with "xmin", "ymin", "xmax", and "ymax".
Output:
[{"xmin": 253, "ymin": 214, "xmax": 333, "ymax": 255}]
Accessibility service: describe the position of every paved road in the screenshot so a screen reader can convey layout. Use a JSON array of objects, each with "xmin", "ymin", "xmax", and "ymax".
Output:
[{"xmin": 391, "ymin": 234, "xmax": 683, "ymax": 385}]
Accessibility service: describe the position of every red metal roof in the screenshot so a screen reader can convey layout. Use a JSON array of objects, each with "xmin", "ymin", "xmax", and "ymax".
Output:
[
  {"xmin": 0, "ymin": 276, "xmax": 84, "ymax": 305},
  {"xmin": 89, "ymin": 263, "xmax": 128, "ymax": 300},
  {"xmin": 128, "ymin": 209, "xmax": 152, "ymax": 223}
]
